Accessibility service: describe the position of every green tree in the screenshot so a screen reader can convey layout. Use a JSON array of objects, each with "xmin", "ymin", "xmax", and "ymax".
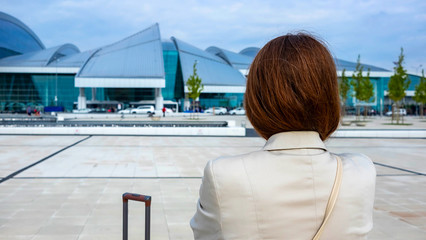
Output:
[
  {"xmin": 388, "ymin": 48, "xmax": 411, "ymax": 124},
  {"xmin": 351, "ymin": 55, "xmax": 374, "ymax": 121},
  {"xmin": 186, "ymin": 61, "xmax": 204, "ymax": 119},
  {"xmin": 351, "ymin": 55, "xmax": 364, "ymax": 120},
  {"xmin": 414, "ymin": 69, "xmax": 426, "ymax": 118},
  {"xmin": 360, "ymin": 68, "xmax": 375, "ymax": 119},
  {"xmin": 339, "ymin": 69, "xmax": 350, "ymax": 116}
]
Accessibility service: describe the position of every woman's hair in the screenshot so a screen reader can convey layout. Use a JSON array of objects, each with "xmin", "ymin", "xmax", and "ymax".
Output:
[{"xmin": 244, "ymin": 33, "xmax": 340, "ymax": 141}]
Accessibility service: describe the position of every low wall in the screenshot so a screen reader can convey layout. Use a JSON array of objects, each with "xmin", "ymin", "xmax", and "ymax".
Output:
[{"xmin": 0, "ymin": 126, "xmax": 246, "ymax": 136}]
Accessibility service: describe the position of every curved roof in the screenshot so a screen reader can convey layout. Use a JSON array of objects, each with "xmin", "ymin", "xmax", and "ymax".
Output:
[
  {"xmin": 49, "ymin": 49, "xmax": 98, "ymax": 68},
  {"xmin": 0, "ymin": 11, "xmax": 45, "ymax": 57},
  {"xmin": 75, "ymin": 23, "xmax": 165, "ymax": 88},
  {"xmin": 239, "ymin": 47, "xmax": 260, "ymax": 58},
  {"xmin": 162, "ymin": 39, "xmax": 177, "ymax": 51},
  {"xmin": 0, "ymin": 43, "xmax": 79, "ymax": 67},
  {"xmin": 206, "ymin": 46, "xmax": 253, "ymax": 70},
  {"xmin": 172, "ymin": 37, "xmax": 246, "ymax": 92},
  {"xmin": 335, "ymin": 58, "xmax": 390, "ymax": 72}
]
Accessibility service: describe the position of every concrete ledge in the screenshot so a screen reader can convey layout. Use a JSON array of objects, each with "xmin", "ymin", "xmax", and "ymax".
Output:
[
  {"xmin": 1, "ymin": 127, "xmax": 425, "ymax": 138},
  {"xmin": 0, "ymin": 126, "xmax": 246, "ymax": 136},
  {"xmin": 332, "ymin": 129, "xmax": 426, "ymax": 138}
]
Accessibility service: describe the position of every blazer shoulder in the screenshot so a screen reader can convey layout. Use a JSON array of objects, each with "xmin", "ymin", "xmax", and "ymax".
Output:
[
  {"xmin": 205, "ymin": 150, "xmax": 267, "ymax": 187},
  {"xmin": 209, "ymin": 150, "xmax": 264, "ymax": 172},
  {"xmin": 336, "ymin": 152, "xmax": 376, "ymax": 177}
]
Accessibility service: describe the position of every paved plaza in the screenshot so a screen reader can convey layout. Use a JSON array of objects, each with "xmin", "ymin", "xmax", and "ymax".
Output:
[{"xmin": 0, "ymin": 134, "xmax": 425, "ymax": 239}]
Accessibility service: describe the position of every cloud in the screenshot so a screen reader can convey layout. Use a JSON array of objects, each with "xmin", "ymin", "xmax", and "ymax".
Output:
[{"xmin": 0, "ymin": 0, "xmax": 425, "ymax": 73}]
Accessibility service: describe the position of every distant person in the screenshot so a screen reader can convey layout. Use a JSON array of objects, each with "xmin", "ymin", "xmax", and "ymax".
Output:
[
  {"xmin": 162, "ymin": 106, "xmax": 166, "ymax": 117},
  {"xmin": 191, "ymin": 33, "xmax": 376, "ymax": 239},
  {"xmin": 26, "ymin": 106, "xmax": 31, "ymax": 116}
]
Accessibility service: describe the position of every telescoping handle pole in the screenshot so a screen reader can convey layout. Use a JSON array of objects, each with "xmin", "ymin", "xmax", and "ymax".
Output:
[{"xmin": 123, "ymin": 192, "xmax": 152, "ymax": 240}]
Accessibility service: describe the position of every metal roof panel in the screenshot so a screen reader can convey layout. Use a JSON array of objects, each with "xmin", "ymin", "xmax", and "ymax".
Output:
[
  {"xmin": 0, "ymin": 43, "xmax": 79, "ymax": 67},
  {"xmin": 172, "ymin": 37, "xmax": 246, "ymax": 88},
  {"xmin": 77, "ymin": 23, "xmax": 165, "ymax": 79}
]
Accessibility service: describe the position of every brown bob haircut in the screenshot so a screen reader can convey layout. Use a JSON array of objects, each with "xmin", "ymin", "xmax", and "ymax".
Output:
[{"xmin": 244, "ymin": 33, "xmax": 340, "ymax": 141}]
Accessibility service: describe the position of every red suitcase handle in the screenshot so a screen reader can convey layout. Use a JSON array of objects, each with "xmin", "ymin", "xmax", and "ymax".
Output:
[{"xmin": 123, "ymin": 193, "xmax": 152, "ymax": 240}]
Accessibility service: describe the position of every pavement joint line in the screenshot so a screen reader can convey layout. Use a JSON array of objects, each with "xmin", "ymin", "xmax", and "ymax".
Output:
[
  {"xmin": 331, "ymin": 137, "xmax": 426, "ymax": 139},
  {"xmin": 73, "ymin": 145, "xmax": 264, "ymax": 148},
  {"xmin": 0, "ymin": 133, "xmax": 248, "ymax": 138},
  {"xmin": 376, "ymin": 174, "xmax": 419, "ymax": 177},
  {"xmin": 373, "ymin": 162, "xmax": 426, "ymax": 176},
  {"xmin": 11, "ymin": 174, "xmax": 423, "ymax": 179},
  {"xmin": 1, "ymin": 132, "xmax": 426, "ymax": 139},
  {"xmin": 0, "ymin": 135, "xmax": 92, "ymax": 184},
  {"xmin": 12, "ymin": 176, "xmax": 203, "ymax": 179},
  {"xmin": 338, "ymin": 129, "xmax": 426, "ymax": 131},
  {"xmin": 331, "ymin": 146, "xmax": 426, "ymax": 149}
]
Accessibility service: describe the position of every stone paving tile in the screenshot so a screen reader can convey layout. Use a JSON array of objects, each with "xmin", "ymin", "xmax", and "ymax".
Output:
[
  {"xmin": 0, "ymin": 135, "xmax": 86, "ymax": 178},
  {"xmin": 17, "ymin": 136, "xmax": 265, "ymax": 178},
  {"xmin": 327, "ymin": 138, "xmax": 426, "ymax": 174},
  {"xmin": 374, "ymin": 175, "xmax": 426, "ymax": 236},
  {"xmin": 0, "ymin": 178, "xmax": 199, "ymax": 240},
  {"xmin": 0, "ymin": 135, "xmax": 85, "ymax": 147},
  {"xmin": 374, "ymin": 164, "xmax": 412, "ymax": 176},
  {"xmin": 0, "ymin": 136, "xmax": 425, "ymax": 239},
  {"xmin": 0, "ymin": 177, "xmax": 425, "ymax": 239},
  {"xmin": 32, "ymin": 236, "xmax": 78, "ymax": 240},
  {"xmin": 0, "ymin": 146, "xmax": 66, "ymax": 178}
]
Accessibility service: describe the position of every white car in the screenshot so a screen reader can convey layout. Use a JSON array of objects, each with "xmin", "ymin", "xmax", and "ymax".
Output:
[
  {"xmin": 204, "ymin": 107, "xmax": 227, "ymax": 115},
  {"xmin": 385, "ymin": 109, "xmax": 407, "ymax": 116},
  {"xmin": 131, "ymin": 105, "xmax": 155, "ymax": 114},
  {"xmin": 229, "ymin": 107, "xmax": 245, "ymax": 115},
  {"xmin": 118, "ymin": 108, "xmax": 132, "ymax": 114},
  {"xmin": 72, "ymin": 108, "xmax": 91, "ymax": 113}
]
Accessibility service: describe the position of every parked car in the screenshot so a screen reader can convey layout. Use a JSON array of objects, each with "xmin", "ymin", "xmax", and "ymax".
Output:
[
  {"xmin": 89, "ymin": 108, "xmax": 107, "ymax": 113},
  {"xmin": 368, "ymin": 109, "xmax": 377, "ymax": 116},
  {"xmin": 72, "ymin": 108, "xmax": 91, "ymax": 113},
  {"xmin": 229, "ymin": 107, "xmax": 245, "ymax": 115},
  {"xmin": 118, "ymin": 108, "xmax": 132, "ymax": 114},
  {"xmin": 184, "ymin": 108, "xmax": 203, "ymax": 113},
  {"xmin": 131, "ymin": 105, "xmax": 155, "ymax": 114},
  {"xmin": 204, "ymin": 107, "xmax": 227, "ymax": 115},
  {"xmin": 345, "ymin": 107, "xmax": 356, "ymax": 116},
  {"xmin": 385, "ymin": 109, "xmax": 407, "ymax": 116}
]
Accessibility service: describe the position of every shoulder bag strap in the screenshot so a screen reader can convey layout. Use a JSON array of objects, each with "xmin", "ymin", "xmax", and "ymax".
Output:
[{"xmin": 312, "ymin": 155, "xmax": 343, "ymax": 240}]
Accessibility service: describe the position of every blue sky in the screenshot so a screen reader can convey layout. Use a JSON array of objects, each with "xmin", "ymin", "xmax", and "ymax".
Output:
[{"xmin": 2, "ymin": 0, "xmax": 425, "ymax": 74}]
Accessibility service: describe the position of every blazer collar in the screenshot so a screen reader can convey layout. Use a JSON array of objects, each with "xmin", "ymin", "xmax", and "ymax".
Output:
[{"xmin": 263, "ymin": 131, "xmax": 327, "ymax": 151}]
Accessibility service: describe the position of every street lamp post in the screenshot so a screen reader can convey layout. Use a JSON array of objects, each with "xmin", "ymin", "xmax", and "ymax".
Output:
[
  {"xmin": 55, "ymin": 57, "xmax": 59, "ymax": 106},
  {"xmin": 416, "ymin": 64, "xmax": 423, "ymax": 75}
]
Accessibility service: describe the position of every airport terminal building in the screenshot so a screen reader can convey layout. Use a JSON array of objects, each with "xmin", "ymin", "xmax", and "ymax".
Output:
[{"xmin": 0, "ymin": 12, "xmax": 422, "ymax": 114}]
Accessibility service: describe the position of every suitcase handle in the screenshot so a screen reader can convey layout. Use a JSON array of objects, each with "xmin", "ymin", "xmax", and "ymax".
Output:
[{"xmin": 123, "ymin": 192, "xmax": 151, "ymax": 240}]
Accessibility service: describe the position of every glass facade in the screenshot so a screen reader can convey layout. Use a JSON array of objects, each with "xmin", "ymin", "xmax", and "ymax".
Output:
[
  {"xmin": 174, "ymin": 58, "xmax": 185, "ymax": 100},
  {"xmin": 103, "ymin": 88, "xmax": 154, "ymax": 102},
  {"xmin": 340, "ymin": 74, "xmax": 422, "ymax": 115},
  {"xmin": 199, "ymin": 93, "xmax": 244, "ymax": 108},
  {"xmin": 382, "ymin": 74, "xmax": 421, "ymax": 114},
  {"xmin": 162, "ymin": 49, "xmax": 179, "ymax": 100},
  {"xmin": 0, "ymin": 73, "xmax": 93, "ymax": 112},
  {"xmin": 0, "ymin": 45, "xmax": 244, "ymax": 112},
  {"xmin": 4, "ymin": 60, "xmax": 421, "ymax": 113}
]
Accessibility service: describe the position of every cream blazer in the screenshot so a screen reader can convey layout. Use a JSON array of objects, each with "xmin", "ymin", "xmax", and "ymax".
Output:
[{"xmin": 191, "ymin": 131, "xmax": 376, "ymax": 240}]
